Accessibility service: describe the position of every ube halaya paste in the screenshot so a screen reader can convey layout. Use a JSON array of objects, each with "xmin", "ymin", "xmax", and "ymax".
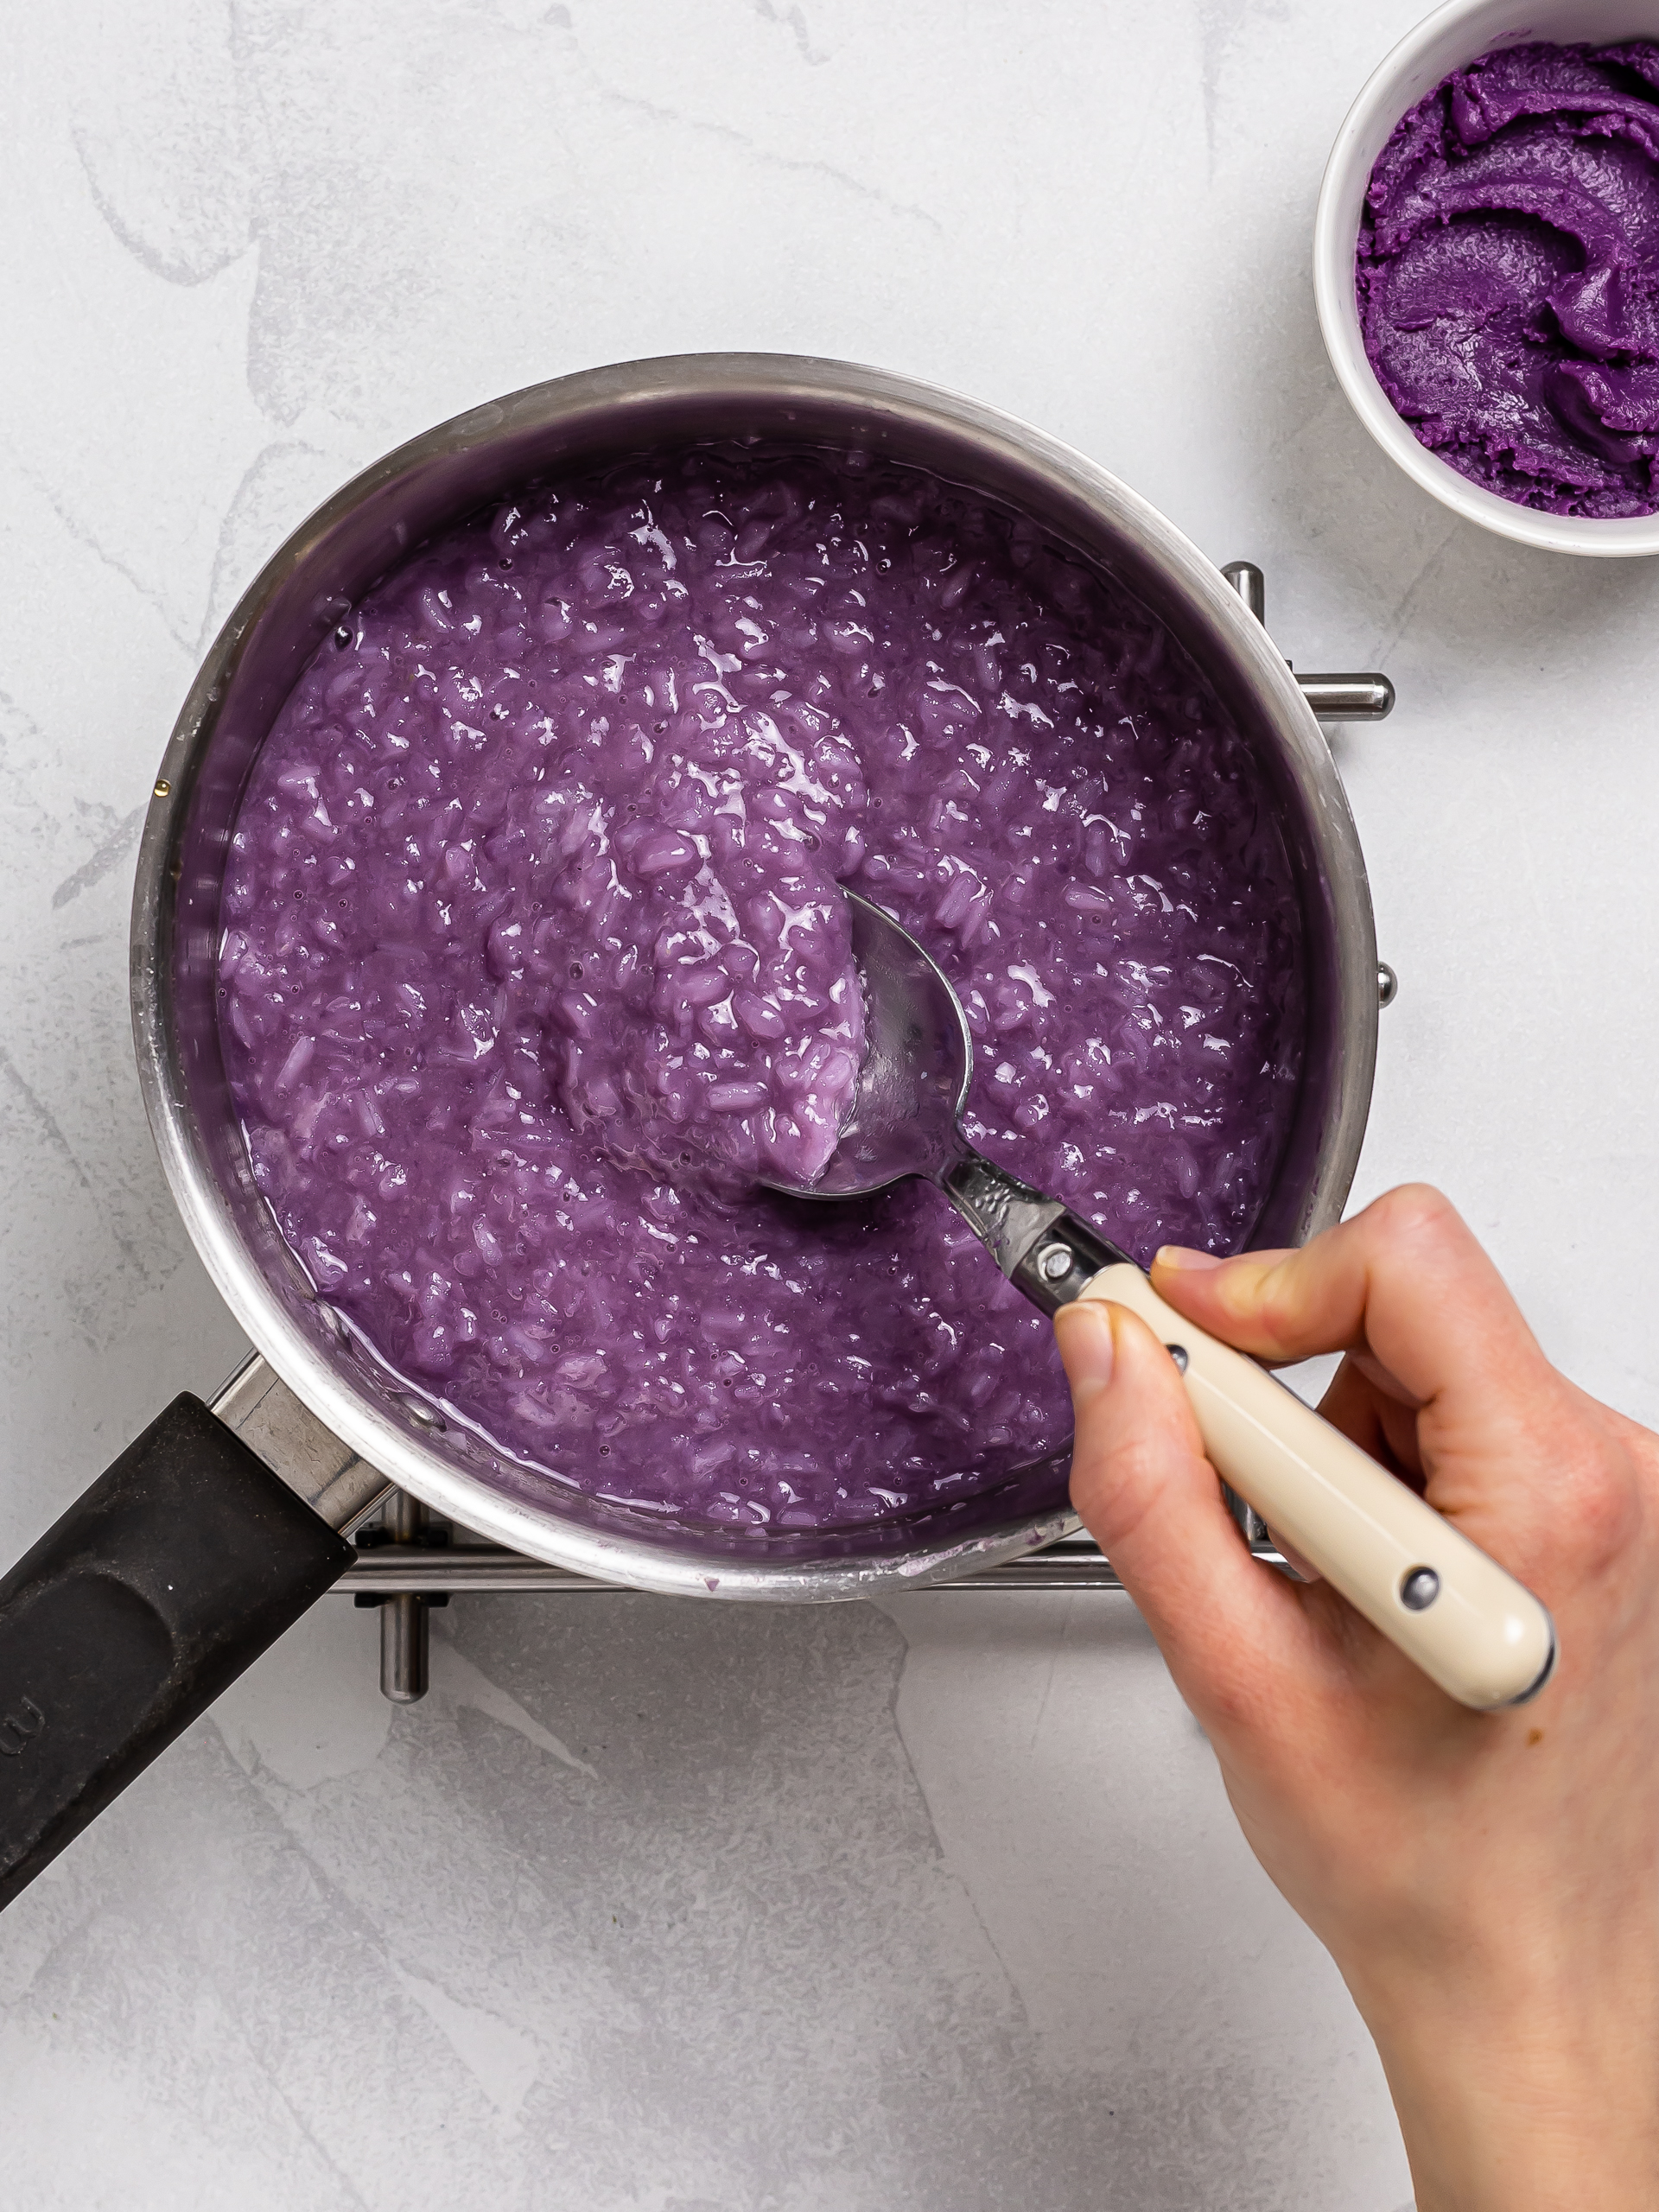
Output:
[
  {"xmin": 219, "ymin": 445, "xmax": 1305, "ymax": 1535},
  {"xmin": 1359, "ymin": 40, "xmax": 1659, "ymax": 518}
]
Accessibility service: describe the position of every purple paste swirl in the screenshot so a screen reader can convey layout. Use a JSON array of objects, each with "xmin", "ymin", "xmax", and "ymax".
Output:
[{"xmin": 1359, "ymin": 41, "xmax": 1659, "ymax": 518}]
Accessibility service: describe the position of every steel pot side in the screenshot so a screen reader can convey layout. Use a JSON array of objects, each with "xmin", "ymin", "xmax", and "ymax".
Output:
[{"xmin": 131, "ymin": 353, "xmax": 1377, "ymax": 1600}]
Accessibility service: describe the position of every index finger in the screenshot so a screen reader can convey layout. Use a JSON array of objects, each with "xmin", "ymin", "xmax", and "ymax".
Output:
[
  {"xmin": 1145, "ymin": 1185, "xmax": 1582, "ymax": 1567},
  {"xmin": 1149, "ymin": 1184, "xmax": 1550, "ymax": 1413}
]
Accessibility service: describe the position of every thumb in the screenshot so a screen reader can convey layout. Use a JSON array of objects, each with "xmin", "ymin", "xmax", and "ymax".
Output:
[{"xmin": 1056, "ymin": 1296, "xmax": 1308, "ymax": 1731}]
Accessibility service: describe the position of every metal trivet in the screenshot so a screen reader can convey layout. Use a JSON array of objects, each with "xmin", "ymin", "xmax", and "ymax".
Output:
[
  {"xmin": 208, "ymin": 559, "xmax": 1385, "ymax": 1705},
  {"xmin": 338, "ymin": 1508, "xmax": 1291, "ymax": 1704}
]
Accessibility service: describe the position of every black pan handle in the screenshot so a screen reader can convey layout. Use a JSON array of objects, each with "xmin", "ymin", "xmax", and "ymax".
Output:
[{"xmin": 0, "ymin": 1394, "xmax": 353, "ymax": 1910}]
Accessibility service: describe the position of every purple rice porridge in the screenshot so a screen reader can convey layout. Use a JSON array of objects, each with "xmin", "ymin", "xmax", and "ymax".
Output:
[{"xmin": 219, "ymin": 443, "xmax": 1305, "ymax": 1536}]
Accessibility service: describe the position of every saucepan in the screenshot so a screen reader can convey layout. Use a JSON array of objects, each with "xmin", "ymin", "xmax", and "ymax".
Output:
[{"xmin": 0, "ymin": 353, "xmax": 1382, "ymax": 1908}]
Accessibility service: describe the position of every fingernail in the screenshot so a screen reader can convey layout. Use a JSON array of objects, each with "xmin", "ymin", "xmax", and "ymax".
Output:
[
  {"xmin": 1055, "ymin": 1300, "xmax": 1114, "ymax": 1387},
  {"xmin": 1154, "ymin": 1244, "xmax": 1224, "ymax": 1273}
]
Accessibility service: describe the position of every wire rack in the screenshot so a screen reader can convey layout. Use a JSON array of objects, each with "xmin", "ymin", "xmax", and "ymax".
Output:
[{"xmin": 336, "ymin": 1499, "xmax": 1286, "ymax": 1703}]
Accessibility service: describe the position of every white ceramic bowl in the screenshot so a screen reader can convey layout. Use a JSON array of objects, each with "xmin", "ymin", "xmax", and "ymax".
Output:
[{"xmin": 1313, "ymin": 0, "xmax": 1659, "ymax": 556}]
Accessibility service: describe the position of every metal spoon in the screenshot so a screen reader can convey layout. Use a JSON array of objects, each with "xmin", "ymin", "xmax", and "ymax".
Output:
[{"xmin": 765, "ymin": 891, "xmax": 1555, "ymax": 1713}]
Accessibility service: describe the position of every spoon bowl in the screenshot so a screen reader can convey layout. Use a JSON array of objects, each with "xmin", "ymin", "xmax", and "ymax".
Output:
[
  {"xmin": 768, "ymin": 891, "xmax": 970, "ymax": 1200},
  {"xmin": 763, "ymin": 892, "xmax": 1128, "ymax": 1300}
]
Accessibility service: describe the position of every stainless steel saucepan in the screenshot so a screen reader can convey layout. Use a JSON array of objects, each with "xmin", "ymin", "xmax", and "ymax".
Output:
[{"xmin": 0, "ymin": 353, "xmax": 1385, "ymax": 1908}]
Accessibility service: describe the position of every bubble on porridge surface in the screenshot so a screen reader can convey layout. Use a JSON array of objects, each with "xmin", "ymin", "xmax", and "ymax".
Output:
[{"xmin": 219, "ymin": 442, "xmax": 1306, "ymax": 1535}]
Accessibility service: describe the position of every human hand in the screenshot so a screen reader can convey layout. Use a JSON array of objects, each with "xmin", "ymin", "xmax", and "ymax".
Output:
[{"xmin": 1054, "ymin": 1186, "xmax": 1659, "ymax": 2212}]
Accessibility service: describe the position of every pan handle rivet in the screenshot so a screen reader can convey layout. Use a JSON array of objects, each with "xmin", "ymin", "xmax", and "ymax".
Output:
[{"xmin": 1039, "ymin": 1244, "xmax": 1071, "ymax": 1281}]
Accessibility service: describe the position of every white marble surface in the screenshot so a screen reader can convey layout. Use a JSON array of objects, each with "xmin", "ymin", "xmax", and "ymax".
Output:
[{"xmin": 3, "ymin": 1, "xmax": 1656, "ymax": 2203}]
